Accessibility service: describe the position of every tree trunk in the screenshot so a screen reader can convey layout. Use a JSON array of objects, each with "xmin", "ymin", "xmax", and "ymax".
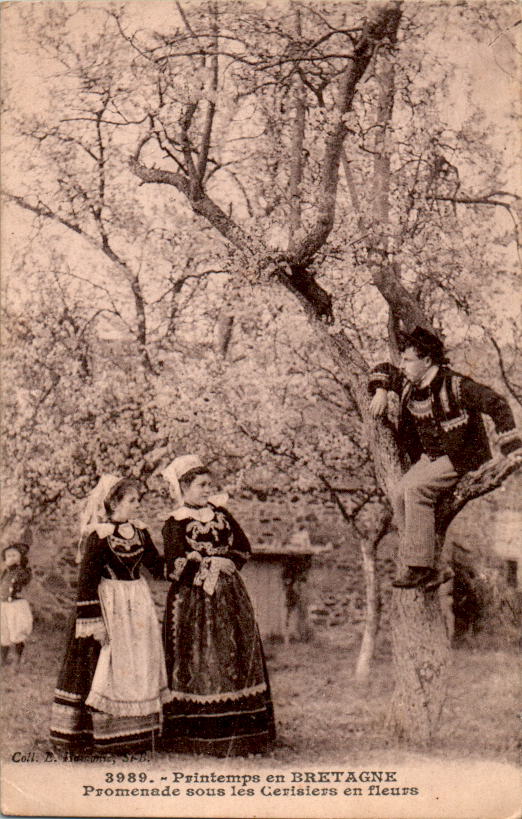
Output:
[
  {"xmin": 389, "ymin": 584, "xmax": 450, "ymax": 743},
  {"xmin": 355, "ymin": 512, "xmax": 391, "ymax": 684},
  {"xmin": 326, "ymin": 482, "xmax": 389, "ymax": 685},
  {"xmin": 330, "ymin": 323, "xmax": 452, "ymax": 742},
  {"xmin": 364, "ymin": 33, "xmax": 452, "ymax": 741},
  {"xmin": 355, "ymin": 537, "xmax": 381, "ymax": 684},
  {"xmin": 288, "ymin": 5, "xmax": 306, "ymax": 253},
  {"xmin": 320, "ymin": 329, "xmax": 451, "ymax": 731}
]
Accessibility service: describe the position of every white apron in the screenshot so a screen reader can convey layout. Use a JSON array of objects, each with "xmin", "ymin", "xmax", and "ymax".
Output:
[{"xmin": 86, "ymin": 577, "xmax": 169, "ymax": 716}]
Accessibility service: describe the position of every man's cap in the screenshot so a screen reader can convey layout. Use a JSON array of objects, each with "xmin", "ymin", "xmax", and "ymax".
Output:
[{"xmin": 398, "ymin": 326, "xmax": 445, "ymax": 360}]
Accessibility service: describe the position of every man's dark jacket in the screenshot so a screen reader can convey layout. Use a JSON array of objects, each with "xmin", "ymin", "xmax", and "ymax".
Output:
[{"xmin": 369, "ymin": 364, "xmax": 521, "ymax": 475}]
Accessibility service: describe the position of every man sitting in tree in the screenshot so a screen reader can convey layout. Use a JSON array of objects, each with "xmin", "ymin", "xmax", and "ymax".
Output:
[{"xmin": 369, "ymin": 327, "xmax": 522, "ymax": 589}]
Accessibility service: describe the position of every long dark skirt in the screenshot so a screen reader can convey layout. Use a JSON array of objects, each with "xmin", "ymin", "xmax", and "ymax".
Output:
[
  {"xmin": 161, "ymin": 572, "xmax": 275, "ymax": 757},
  {"xmin": 50, "ymin": 615, "xmax": 161, "ymax": 755}
]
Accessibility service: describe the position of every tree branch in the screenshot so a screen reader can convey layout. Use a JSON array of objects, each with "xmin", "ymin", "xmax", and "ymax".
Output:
[
  {"xmin": 129, "ymin": 157, "xmax": 255, "ymax": 252},
  {"xmin": 291, "ymin": 2, "xmax": 403, "ymax": 267},
  {"xmin": 438, "ymin": 453, "xmax": 522, "ymax": 534},
  {"xmin": 4, "ymin": 192, "xmax": 83, "ymax": 237},
  {"xmin": 196, "ymin": 3, "xmax": 219, "ymax": 184},
  {"xmin": 367, "ymin": 248, "xmax": 434, "ymax": 334},
  {"xmin": 434, "ymin": 194, "xmax": 521, "ymax": 257},
  {"xmin": 486, "ymin": 332, "xmax": 522, "ymax": 406},
  {"xmin": 288, "ymin": 6, "xmax": 307, "ymax": 252}
]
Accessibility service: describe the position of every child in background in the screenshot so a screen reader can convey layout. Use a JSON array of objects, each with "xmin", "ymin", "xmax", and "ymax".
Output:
[{"xmin": 1, "ymin": 543, "xmax": 33, "ymax": 670}]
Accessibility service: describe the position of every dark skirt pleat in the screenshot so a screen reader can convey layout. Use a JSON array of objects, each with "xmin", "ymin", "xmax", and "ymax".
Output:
[
  {"xmin": 50, "ymin": 615, "xmax": 161, "ymax": 754},
  {"xmin": 162, "ymin": 572, "xmax": 275, "ymax": 756},
  {"xmin": 50, "ymin": 615, "xmax": 100, "ymax": 750}
]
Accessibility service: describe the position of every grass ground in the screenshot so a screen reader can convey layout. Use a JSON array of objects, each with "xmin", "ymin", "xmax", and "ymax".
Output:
[{"xmin": 1, "ymin": 623, "xmax": 520, "ymax": 764}]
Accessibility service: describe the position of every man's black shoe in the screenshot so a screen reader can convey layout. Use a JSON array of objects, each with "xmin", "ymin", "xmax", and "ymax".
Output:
[
  {"xmin": 424, "ymin": 566, "xmax": 454, "ymax": 591},
  {"xmin": 392, "ymin": 567, "xmax": 435, "ymax": 588}
]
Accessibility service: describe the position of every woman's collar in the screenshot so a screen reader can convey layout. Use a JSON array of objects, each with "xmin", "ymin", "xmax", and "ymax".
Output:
[
  {"xmin": 93, "ymin": 519, "xmax": 146, "ymax": 538},
  {"xmin": 172, "ymin": 493, "xmax": 228, "ymax": 522}
]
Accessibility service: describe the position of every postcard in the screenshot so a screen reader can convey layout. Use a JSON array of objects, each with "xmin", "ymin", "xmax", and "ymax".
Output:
[{"xmin": 1, "ymin": 0, "xmax": 521, "ymax": 817}]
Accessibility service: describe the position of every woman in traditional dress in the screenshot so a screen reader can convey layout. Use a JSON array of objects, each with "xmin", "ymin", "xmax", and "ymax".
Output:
[
  {"xmin": 50, "ymin": 475, "xmax": 169, "ymax": 754},
  {"xmin": 161, "ymin": 455, "xmax": 276, "ymax": 757}
]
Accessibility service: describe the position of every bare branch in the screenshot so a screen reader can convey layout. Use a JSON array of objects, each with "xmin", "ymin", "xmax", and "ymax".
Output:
[
  {"xmin": 486, "ymin": 331, "xmax": 522, "ymax": 406},
  {"xmin": 4, "ymin": 192, "xmax": 83, "ymax": 237},
  {"xmin": 438, "ymin": 454, "xmax": 522, "ymax": 533},
  {"xmin": 196, "ymin": 2, "xmax": 219, "ymax": 183},
  {"xmin": 288, "ymin": 5, "xmax": 307, "ymax": 252},
  {"xmin": 129, "ymin": 157, "xmax": 255, "ymax": 252},
  {"xmin": 292, "ymin": 3, "xmax": 403, "ymax": 266}
]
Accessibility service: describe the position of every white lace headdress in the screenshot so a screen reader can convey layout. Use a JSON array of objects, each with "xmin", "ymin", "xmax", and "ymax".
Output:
[
  {"xmin": 162, "ymin": 455, "xmax": 203, "ymax": 505},
  {"xmin": 76, "ymin": 473, "xmax": 121, "ymax": 563}
]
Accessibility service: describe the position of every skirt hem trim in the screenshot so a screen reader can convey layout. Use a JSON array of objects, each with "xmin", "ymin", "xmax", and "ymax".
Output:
[{"xmin": 167, "ymin": 682, "xmax": 267, "ymax": 703}]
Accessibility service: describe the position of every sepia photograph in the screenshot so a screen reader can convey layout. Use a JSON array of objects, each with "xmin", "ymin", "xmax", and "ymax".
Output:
[{"xmin": 1, "ymin": 0, "xmax": 521, "ymax": 816}]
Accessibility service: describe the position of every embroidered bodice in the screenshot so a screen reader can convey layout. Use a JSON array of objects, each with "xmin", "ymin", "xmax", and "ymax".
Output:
[
  {"xmin": 185, "ymin": 510, "xmax": 235, "ymax": 556},
  {"xmin": 101, "ymin": 527, "xmax": 153, "ymax": 581},
  {"xmin": 75, "ymin": 524, "xmax": 164, "ymax": 635},
  {"xmin": 163, "ymin": 505, "xmax": 251, "ymax": 584}
]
